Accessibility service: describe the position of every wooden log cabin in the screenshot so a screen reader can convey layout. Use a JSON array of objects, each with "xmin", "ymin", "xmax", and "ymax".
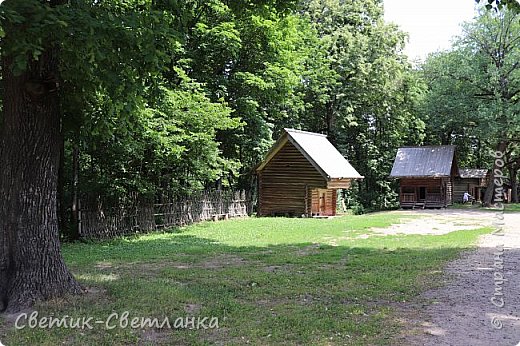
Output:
[
  {"xmin": 390, "ymin": 146, "xmax": 458, "ymax": 209},
  {"xmin": 256, "ymin": 129, "xmax": 363, "ymax": 217},
  {"xmin": 454, "ymin": 169, "xmax": 489, "ymax": 203},
  {"xmin": 454, "ymin": 169, "xmax": 513, "ymax": 204}
]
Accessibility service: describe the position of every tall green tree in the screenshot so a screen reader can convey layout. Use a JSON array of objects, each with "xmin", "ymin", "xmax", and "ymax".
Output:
[
  {"xmin": 0, "ymin": 0, "xmax": 300, "ymax": 311},
  {"xmin": 73, "ymin": 81, "xmax": 240, "ymax": 208},
  {"xmin": 298, "ymin": 0, "xmax": 425, "ymax": 209},
  {"xmin": 179, "ymin": 1, "xmax": 305, "ymax": 188},
  {"xmin": 418, "ymin": 50, "xmax": 486, "ymax": 167},
  {"xmin": 0, "ymin": 0, "xmax": 181, "ymax": 311},
  {"xmin": 420, "ymin": 8, "xmax": 520, "ymax": 204},
  {"xmin": 478, "ymin": 0, "xmax": 520, "ymax": 13},
  {"xmin": 464, "ymin": 9, "xmax": 520, "ymax": 204},
  {"xmin": 0, "ymin": 0, "xmax": 84, "ymax": 312}
]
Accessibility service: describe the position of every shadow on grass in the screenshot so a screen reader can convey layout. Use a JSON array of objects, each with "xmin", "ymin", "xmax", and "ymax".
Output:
[{"xmin": 1, "ymin": 226, "xmax": 492, "ymax": 346}]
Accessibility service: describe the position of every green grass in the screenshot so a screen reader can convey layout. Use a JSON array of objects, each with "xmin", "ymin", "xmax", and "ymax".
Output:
[
  {"xmin": 0, "ymin": 213, "xmax": 491, "ymax": 345},
  {"xmin": 450, "ymin": 202, "xmax": 520, "ymax": 212},
  {"xmin": 501, "ymin": 203, "xmax": 520, "ymax": 212}
]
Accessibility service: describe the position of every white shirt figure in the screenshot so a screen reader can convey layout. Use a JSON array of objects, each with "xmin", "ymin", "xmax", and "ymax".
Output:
[{"xmin": 463, "ymin": 192, "xmax": 470, "ymax": 203}]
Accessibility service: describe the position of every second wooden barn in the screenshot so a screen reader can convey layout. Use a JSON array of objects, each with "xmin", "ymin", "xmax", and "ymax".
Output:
[
  {"xmin": 390, "ymin": 146, "xmax": 458, "ymax": 209},
  {"xmin": 454, "ymin": 169, "xmax": 489, "ymax": 203},
  {"xmin": 257, "ymin": 129, "xmax": 363, "ymax": 217}
]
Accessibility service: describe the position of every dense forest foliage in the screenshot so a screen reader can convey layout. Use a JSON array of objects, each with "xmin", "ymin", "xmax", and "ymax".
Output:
[
  {"xmin": 1, "ymin": 0, "xmax": 519, "ymax": 226},
  {"xmin": 54, "ymin": 0, "xmax": 417, "ymax": 208},
  {"xmin": 419, "ymin": 8, "xmax": 520, "ymax": 203}
]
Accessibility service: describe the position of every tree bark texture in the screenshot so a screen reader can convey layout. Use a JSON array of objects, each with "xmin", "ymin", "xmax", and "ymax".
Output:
[
  {"xmin": 0, "ymin": 2, "xmax": 82, "ymax": 312},
  {"xmin": 70, "ymin": 144, "xmax": 80, "ymax": 240}
]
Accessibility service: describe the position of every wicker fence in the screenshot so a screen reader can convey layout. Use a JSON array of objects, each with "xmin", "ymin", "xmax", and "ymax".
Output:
[{"xmin": 78, "ymin": 190, "xmax": 252, "ymax": 239}]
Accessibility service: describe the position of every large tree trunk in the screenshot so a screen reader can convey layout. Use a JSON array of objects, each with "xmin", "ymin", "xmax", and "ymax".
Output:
[
  {"xmin": 58, "ymin": 137, "xmax": 66, "ymax": 234},
  {"xmin": 483, "ymin": 141, "xmax": 509, "ymax": 207},
  {"xmin": 0, "ymin": 3, "xmax": 82, "ymax": 313},
  {"xmin": 70, "ymin": 144, "xmax": 81, "ymax": 240}
]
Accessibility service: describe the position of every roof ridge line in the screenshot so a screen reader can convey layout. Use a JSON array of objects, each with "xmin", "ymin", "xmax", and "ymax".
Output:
[{"xmin": 284, "ymin": 128, "xmax": 327, "ymax": 137}]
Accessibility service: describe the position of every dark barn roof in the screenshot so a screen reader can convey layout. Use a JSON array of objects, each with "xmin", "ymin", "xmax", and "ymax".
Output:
[
  {"xmin": 390, "ymin": 146, "xmax": 456, "ymax": 178},
  {"xmin": 459, "ymin": 169, "xmax": 489, "ymax": 179},
  {"xmin": 257, "ymin": 128, "xmax": 363, "ymax": 180}
]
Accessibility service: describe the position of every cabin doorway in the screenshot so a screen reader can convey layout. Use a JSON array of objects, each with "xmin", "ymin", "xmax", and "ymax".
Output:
[
  {"xmin": 319, "ymin": 190, "xmax": 326, "ymax": 214},
  {"xmin": 419, "ymin": 187, "xmax": 426, "ymax": 201},
  {"xmin": 310, "ymin": 188, "xmax": 336, "ymax": 216}
]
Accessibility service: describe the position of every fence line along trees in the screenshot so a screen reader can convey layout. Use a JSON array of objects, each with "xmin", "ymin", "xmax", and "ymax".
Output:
[
  {"xmin": 0, "ymin": 0, "xmax": 232, "ymax": 312},
  {"xmin": 78, "ymin": 190, "xmax": 250, "ymax": 239},
  {"xmin": 1, "ymin": 0, "xmax": 299, "ymax": 312}
]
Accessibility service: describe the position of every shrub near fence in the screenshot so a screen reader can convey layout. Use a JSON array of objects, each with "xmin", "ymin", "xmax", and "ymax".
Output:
[{"xmin": 78, "ymin": 190, "xmax": 252, "ymax": 239}]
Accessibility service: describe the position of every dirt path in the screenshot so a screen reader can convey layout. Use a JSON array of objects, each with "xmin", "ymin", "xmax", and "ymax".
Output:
[
  {"xmin": 392, "ymin": 210, "xmax": 520, "ymax": 346},
  {"xmin": 370, "ymin": 209, "xmax": 496, "ymax": 236}
]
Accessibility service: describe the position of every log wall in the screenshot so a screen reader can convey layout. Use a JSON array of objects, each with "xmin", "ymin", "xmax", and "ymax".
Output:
[
  {"xmin": 258, "ymin": 141, "xmax": 327, "ymax": 216},
  {"xmin": 443, "ymin": 177, "xmax": 453, "ymax": 206},
  {"xmin": 399, "ymin": 177, "xmax": 453, "ymax": 207},
  {"xmin": 310, "ymin": 188, "xmax": 336, "ymax": 216},
  {"xmin": 400, "ymin": 178, "xmax": 443, "ymax": 191},
  {"xmin": 454, "ymin": 177, "xmax": 483, "ymax": 202}
]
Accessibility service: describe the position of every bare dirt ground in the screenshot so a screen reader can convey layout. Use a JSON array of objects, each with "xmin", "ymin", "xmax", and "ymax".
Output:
[
  {"xmin": 370, "ymin": 209, "xmax": 498, "ymax": 235},
  {"xmin": 387, "ymin": 209, "xmax": 520, "ymax": 346}
]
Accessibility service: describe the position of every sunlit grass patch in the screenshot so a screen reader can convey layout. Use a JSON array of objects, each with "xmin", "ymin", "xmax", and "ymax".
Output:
[{"xmin": 1, "ymin": 213, "xmax": 491, "ymax": 345}]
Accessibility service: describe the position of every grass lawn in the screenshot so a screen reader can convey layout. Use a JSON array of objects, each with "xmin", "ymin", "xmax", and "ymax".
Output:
[
  {"xmin": 450, "ymin": 203, "xmax": 520, "ymax": 212},
  {"xmin": 499, "ymin": 203, "xmax": 520, "ymax": 212},
  {"xmin": 0, "ymin": 213, "xmax": 491, "ymax": 345}
]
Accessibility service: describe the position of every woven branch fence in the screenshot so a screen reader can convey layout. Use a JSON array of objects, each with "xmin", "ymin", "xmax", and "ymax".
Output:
[{"xmin": 78, "ymin": 190, "xmax": 253, "ymax": 239}]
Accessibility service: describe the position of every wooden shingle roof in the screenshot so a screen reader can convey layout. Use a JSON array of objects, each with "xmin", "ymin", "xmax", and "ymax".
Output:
[
  {"xmin": 390, "ymin": 146, "xmax": 456, "ymax": 178},
  {"xmin": 459, "ymin": 169, "xmax": 489, "ymax": 179},
  {"xmin": 257, "ymin": 128, "xmax": 363, "ymax": 180}
]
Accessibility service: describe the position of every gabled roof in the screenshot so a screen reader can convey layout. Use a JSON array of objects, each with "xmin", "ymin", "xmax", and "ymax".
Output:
[
  {"xmin": 459, "ymin": 169, "xmax": 489, "ymax": 179},
  {"xmin": 390, "ymin": 146, "xmax": 456, "ymax": 178},
  {"xmin": 256, "ymin": 128, "xmax": 363, "ymax": 180}
]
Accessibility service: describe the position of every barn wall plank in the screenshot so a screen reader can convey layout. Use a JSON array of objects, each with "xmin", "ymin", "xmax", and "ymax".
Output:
[{"xmin": 259, "ymin": 141, "xmax": 327, "ymax": 216}]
